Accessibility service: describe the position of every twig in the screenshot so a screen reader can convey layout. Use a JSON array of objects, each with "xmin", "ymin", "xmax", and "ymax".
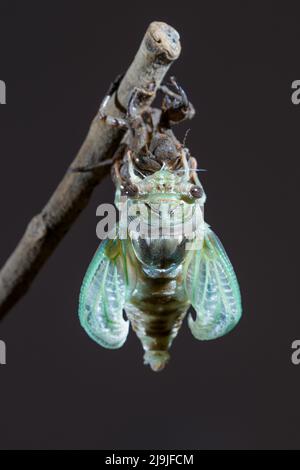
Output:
[{"xmin": 0, "ymin": 21, "xmax": 181, "ymax": 319}]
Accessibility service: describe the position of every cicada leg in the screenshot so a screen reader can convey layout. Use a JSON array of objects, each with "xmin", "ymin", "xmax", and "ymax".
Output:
[
  {"xmin": 159, "ymin": 76, "xmax": 195, "ymax": 126},
  {"xmin": 98, "ymin": 73, "xmax": 129, "ymax": 128}
]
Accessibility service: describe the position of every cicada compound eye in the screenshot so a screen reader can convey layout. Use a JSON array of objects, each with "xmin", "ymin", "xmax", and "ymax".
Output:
[
  {"xmin": 190, "ymin": 185, "xmax": 203, "ymax": 199},
  {"xmin": 121, "ymin": 183, "xmax": 139, "ymax": 197}
]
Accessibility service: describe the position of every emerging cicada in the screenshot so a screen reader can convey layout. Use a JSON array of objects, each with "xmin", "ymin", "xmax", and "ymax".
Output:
[{"xmin": 79, "ymin": 77, "xmax": 242, "ymax": 371}]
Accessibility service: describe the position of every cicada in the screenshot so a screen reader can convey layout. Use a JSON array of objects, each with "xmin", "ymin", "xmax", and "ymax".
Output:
[{"xmin": 79, "ymin": 76, "xmax": 242, "ymax": 371}]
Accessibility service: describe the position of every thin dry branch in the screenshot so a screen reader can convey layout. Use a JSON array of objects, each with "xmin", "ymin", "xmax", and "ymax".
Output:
[{"xmin": 0, "ymin": 21, "xmax": 181, "ymax": 319}]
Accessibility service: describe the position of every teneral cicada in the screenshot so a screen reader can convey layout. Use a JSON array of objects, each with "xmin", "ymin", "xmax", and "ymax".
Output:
[{"xmin": 79, "ymin": 76, "xmax": 242, "ymax": 371}]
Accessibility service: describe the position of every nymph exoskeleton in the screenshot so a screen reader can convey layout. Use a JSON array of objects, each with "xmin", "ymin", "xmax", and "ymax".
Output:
[{"xmin": 79, "ymin": 76, "xmax": 242, "ymax": 371}]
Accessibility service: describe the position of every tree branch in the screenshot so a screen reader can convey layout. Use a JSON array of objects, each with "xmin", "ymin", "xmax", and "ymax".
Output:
[{"xmin": 0, "ymin": 21, "xmax": 181, "ymax": 319}]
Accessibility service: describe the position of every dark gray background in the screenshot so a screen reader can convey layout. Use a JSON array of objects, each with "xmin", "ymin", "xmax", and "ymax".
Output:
[{"xmin": 0, "ymin": 0, "xmax": 299, "ymax": 450}]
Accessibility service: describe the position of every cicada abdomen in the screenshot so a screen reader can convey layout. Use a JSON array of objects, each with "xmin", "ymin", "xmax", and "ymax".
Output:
[{"xmin": 78, "ymin": 76, "xmax": 242, "ymax": 371}]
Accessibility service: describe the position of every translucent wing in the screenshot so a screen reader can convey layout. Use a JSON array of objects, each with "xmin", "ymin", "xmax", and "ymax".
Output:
[
  {"xmin": 79, "ymin": 236, "xmax": 129, "ymax": 349},
  {"xmin": 184, "ymin": 225, "xmax": 242, "ymax": 340}
]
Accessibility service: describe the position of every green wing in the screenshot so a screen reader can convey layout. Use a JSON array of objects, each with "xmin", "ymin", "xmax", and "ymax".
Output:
[
  {"xmin": 79, "ymin": 237, "xmax": 129, "ymax": 349},
  {"xmin": 184, "ymin": 225, "xmax": 242, "ymax": 340}
]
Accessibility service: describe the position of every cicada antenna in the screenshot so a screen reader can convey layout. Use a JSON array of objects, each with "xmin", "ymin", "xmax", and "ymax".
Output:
[
  {"xmin": 180, "ymin": 148, "xmax": 190, "ymax": 179},
  {"xmin": 182, "ymin": 128, "xmax": 191, "ymax": 147}
]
